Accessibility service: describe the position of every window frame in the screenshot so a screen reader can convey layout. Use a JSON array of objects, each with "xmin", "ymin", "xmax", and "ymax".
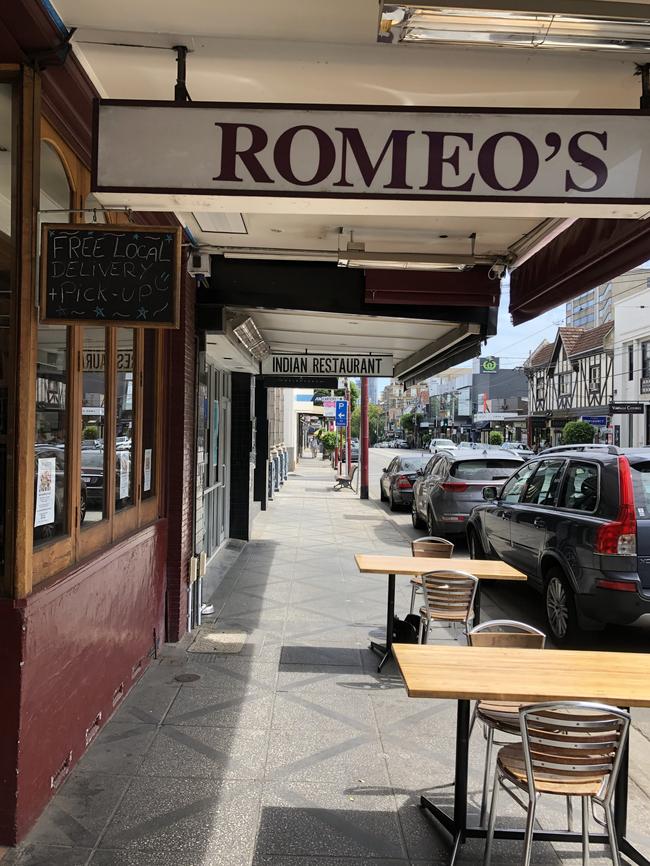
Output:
[
  {"xmin": 556, "ymin": 460, "xmax": 601, "ymax": 515},
  {"xmin": 499, "ymin": 461, "xmax": 539, "ymax": 504},
  {"xmin": 558, "ymin": 372, "xmax": 572, "ymax": 396},
  {"xmin": 520, "ymin": 459, "xmax": 567, "ymax": 508},
  {"xmin": 642, "ymin": 341, "xmax": 650, "ymax": 379},
  {"xmin": 29, "ymin": 121, "xmax": 165, "ymax": 590}
]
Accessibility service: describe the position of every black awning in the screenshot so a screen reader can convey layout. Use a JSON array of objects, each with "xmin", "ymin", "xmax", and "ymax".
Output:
[{"xmin": 509, "ymin": 218, "xmax": 650, "ymax": 325}]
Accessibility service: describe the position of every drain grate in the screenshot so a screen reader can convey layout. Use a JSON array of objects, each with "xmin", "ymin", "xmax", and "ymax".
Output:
[{"xmin": 188, "ymin": 625, "xmax": 247, "ymax": 654}]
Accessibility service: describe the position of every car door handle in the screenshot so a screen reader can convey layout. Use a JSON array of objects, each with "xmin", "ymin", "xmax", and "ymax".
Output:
[{"xmin": 533, "ymin": 517, "xmax": 546, "ymax": 528}]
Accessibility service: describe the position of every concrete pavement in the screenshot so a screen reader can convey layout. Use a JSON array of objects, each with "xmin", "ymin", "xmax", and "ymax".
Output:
[{"xmin": 3, "ymin": 452, "xmax": 650, "ymax": 866}]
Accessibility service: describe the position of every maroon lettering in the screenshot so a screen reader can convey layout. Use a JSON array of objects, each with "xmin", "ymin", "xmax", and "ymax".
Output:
[
  {"xmin": 478, "ymin": 132, "xmax": 539, "ymax": 191},
  {"xmin": 273, "ymin": 125, "xmax": 336, "ymax": 186},
  {"xmin": 420, "ymin": 131, "xmax": 475, "ymax": 191},
  {"xmin": 334, "ymin": 128, "xmax": 413, "ymax": 189},
  {"xmin": 565, "ymin": 131, "xmax": 608, "ymax": 193},
  {"xmin": 213, "ymin": 122, "xmax": 273, "ymax": 183}
]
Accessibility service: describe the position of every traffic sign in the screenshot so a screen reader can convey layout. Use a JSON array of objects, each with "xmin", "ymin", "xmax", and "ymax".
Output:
[{"xmin": 335, "ymin": 400, "xmax": 348, "ymax": 428}]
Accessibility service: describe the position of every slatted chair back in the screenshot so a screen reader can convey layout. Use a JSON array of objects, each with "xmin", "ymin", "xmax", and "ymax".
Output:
[
  {"xmin": 411, "ymin": 536, "xmax": 454, "ymax": 559},
  {"xmin": 420, "ymin": 569, "xmax": 478, "ymax": 626},
  {"xmin": 468, "ymin": 619, "xmax": 546, "ymax": 650},
  {"xmin": 519, "ymin": 702, "xmax": 630, "ymax": 802}
]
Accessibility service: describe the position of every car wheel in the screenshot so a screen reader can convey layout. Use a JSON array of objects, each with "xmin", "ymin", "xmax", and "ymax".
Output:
[
  {"xmin": 545, "ymin": 569, "xmax": 578, "ymax": 646},
  {"xmin": 389, "ymin": 490, "xmax": 397, "ymax": 511},
  {"xmin": 468, "ymin": 528, "xmax": 485, "ymax": 560},
  {"xmin": 411, "ymin": 501, "xmax": 425, "ymax": 529}
]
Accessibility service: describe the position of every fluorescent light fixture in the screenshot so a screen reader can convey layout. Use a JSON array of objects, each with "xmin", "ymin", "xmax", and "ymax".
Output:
[
  {"xmin": 379, "ymin": 5, "xmax": 650, "ymax": 51},
  {"xmin": 337, "ymin": 246, "xmax": 485, "ymax": 270},
  {"xmin": 232, "ymin": 316, "xmax": 270, "ymax": 360}
]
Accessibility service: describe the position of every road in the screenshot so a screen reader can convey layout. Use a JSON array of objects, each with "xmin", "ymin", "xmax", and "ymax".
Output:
[{"xmin": 368, "ymin": 446, "xmax": 650, "ymax": 652}]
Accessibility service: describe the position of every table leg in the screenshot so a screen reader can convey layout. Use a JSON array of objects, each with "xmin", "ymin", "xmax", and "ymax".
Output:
[
  {"xmin": 369, "ymin": 574, "xmax": 395, "ymax": 672},
  {"xmin": 474, "ymin": 583, "xmax": 481, "ymax": 625}
]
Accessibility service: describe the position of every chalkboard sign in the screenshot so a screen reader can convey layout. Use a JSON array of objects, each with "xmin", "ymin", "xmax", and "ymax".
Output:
[{"xmin": 40, "ymin": 224, "xmax": 181, "ymax": 328}]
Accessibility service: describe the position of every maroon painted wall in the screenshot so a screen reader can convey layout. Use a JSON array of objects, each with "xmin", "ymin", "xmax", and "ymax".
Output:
[{"xmin": 0, "ymin": 522, "xmax": 167, "ymax": 844}]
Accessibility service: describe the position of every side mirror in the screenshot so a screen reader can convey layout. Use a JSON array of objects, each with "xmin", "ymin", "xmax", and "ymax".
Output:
[
  {"xmin": 416, "ymin": 468, "xmax": 424, "ymax": 476},
  {"xmin": 382, "ymin": 467, "xmax": 388, "ymax": 473},
  {"xmin": 483, "ymin": 486, "xmax": 498, "ymax": 501}
]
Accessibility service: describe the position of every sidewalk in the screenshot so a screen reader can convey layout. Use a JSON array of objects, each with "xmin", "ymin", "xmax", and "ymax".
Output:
[{"xmin": 5, "ymin": 455, "xmax": 650, "ymax": 866}]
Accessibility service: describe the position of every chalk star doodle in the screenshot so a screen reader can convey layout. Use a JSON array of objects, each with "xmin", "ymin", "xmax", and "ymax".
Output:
[
  {"xmin": 133, "ymin": 233, "xmax": 139, "ymax": 240},
  {"xmin": 94, "ymin": 306, "xmax": 105, "ymax": 318},
  {"xmin": 165, "ymin": 234, "xmax": 172, "ymax": 241},
  {"xmin": 56, "ymin": 307, "xmax": 67, "ymax": 316},
  {"xmin": 136, "ymin": 307, "xmax": 148, "ymax": 320}
]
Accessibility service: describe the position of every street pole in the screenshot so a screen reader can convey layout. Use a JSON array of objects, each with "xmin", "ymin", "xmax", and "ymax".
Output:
[
  {"xmin": 360, "ymin": 376, "xmax": 369, "ymax": 499},
  {"xmin": 345, "ymin": 382, "xmax": 352, "ymax": 476}
]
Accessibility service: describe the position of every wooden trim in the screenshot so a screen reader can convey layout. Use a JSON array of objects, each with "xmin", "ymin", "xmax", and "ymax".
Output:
[
  {"xmin": 104, "ymin": 326, "xmax": 116, "ymax": 520},
  {"xmin": 133, "ymin": 329, "xmax": 144, "ymax": 519},
  {"xmin": 13, "ymin": 67, "xmax": 39, "ymax": 599}
]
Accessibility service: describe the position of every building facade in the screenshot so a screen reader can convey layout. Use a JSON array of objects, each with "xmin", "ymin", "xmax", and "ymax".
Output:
[
  {"xmin": 565, "ymin": 283, "xmax": 613, "ymax": 329},
  {"xmin": 526, "ymin": 324, "xmax": 614, "ymax": 446},
  {"xmin": 611, "ymin": 278, "xmax": 650, "ymax": 447}
]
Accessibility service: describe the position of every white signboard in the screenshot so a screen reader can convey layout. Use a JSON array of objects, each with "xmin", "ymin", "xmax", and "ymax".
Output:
[
  {"xmin": 34, "ymin": 457, "xmax": 56, "ymax": 527},
  {"xmin": 95, "ymin": 102, "xmax": 650, "ymax": 206},
  {"xmin": 118, "ymin": 452, "xmax": 130, "ymax": 499},
  {"xmin": 322, "ymin": 398, "xmax": 336, "ymax": 417},
  {"xmin": 143, "ymin": 448, "xmax": 152, "ymax": 492},
  {"xmin": 473, "ymin": 412, "xmax": 521, "ymax": 422},
  {"xmin": 262, "ymin": 353, "xmax": 392, "ymax": 377}
]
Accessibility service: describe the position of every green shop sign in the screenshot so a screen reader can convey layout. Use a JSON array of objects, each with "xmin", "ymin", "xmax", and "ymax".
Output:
[{"xmin": 480, "ymin": 357, "xmax": 499, "ymax": 374}]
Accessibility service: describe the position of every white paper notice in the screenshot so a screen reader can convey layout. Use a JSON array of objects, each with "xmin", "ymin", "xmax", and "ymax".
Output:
[
  {"xmin": 143, "ymin": 448, "xmax": 152, "ymax": 492},
  {"xmin": 34, "ymin": 457, "xmax": 56, "ymax": 527},
  {"xmin": 119, "ymin": 452, "xmax": 130, "ymax": 499}
]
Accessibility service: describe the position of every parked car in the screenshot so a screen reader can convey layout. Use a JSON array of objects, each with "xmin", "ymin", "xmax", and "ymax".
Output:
[
  {"xmin": 379, "ymin": 453, "xmax": 430, "ymax": 510},
  {"xmin": 466, "ymin": 446, "xmax": 650, "ymax": 645},
  {"xmin": 412, "ymin": 447, "xmax": 523, "ymax": 536},
  {"xmin": 502, "ymin": 442, "xmax": 534, "ymax": 458},
  {"xmin": 81, "ymin": 449, "xmax": 105, "ymax": 510},
  {"xmin": 428, "ymin": 437, "xmax": 456, "ymax": 454}
]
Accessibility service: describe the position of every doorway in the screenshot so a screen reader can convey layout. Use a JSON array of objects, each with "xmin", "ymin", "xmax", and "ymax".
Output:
[{"xmin": 204, "ymin": 365, "xmax": 231, "ymax": 559}]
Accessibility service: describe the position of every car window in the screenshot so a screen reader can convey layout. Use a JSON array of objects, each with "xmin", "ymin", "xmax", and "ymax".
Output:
[
  {"xmin": 522, "ymin": 459, "xmax": 565, "ymax": 506},
  {"xmin": 629, "ymin": 460, "xmax": 650, "ymax": 517},
  {"xmin": 434, "ymin": 456, "xmax": 449, "ymax": 477},
  {"xmin": 499, "ymin": 462, "xmax": 538, "ymax": 503},
  {"xmin": 451, "ymin": 459, "xmax": 520, "ymax": 481},
  {"xmin": 424, "ymin": 456, "xmax": 439, "ymax": 475},
  {"xmin": 386, "ymin": 458, "xmax": 396, "ymax": 472},
  {"xmin": 400, "ymin": 456, "xmax": 429, "ymax": 472},
  {"xmin": 81, "ymin": 451, "xmax": 104, "ymax": 469},
  {"xmin": 558, "ymin": 462, "xmax": 598, "ymax": 511}
]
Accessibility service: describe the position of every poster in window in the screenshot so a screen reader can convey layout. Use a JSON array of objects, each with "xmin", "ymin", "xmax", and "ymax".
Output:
[
  {"xmin": 34, "ymin": 457, "xmax": 56, "ymax": 527},
  {"xmin": 118, "ymin": 451, "xmax": 130, "ymax": 499},
  {"xmin": 143, "ymin": 448, "xmax": 152, "ymax": 493}
]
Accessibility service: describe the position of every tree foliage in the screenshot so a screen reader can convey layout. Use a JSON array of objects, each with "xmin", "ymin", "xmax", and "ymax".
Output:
[
  {"xmin": 489, "ymin": 431, "xmax": 504, "ymax": 446},
  {"xmin": 562, "ymin": 420, "xmax": 595, "ymax": 444},
  {"xmin": 350, "ymin": 404, "xmax": 385, "ymax": 443},
  {"xmin": 319, "ymin": 430, "xmax": 338, "ymax": 454}
]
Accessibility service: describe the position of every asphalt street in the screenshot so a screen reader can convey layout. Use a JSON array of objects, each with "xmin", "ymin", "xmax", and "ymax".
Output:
[{"xmin": 368, "ymin": 446, "xmax": 650, "ymax": 652}]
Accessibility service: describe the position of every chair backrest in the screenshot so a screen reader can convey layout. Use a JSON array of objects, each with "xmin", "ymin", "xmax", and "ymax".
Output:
[
  {"xmin": 520, "ymin": 702, "xmax": 630, "ymax": 803},
  {"xmin": 468, "ymin": 619, "xmax": 546, "ymax": 649},
  {"xmin": 411, "ymin": 536, "xmax": 454, "ymax": 559},
  {"xmin": 420, "ymin": 569, "xmax": 478, "ymax": 624}
]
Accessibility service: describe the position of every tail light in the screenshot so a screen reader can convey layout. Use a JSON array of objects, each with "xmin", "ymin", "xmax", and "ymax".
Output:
[
  {"xmin": 396, "ymin": 475, "xmax": 412, "ymax": 489},
  {"xmin": 441, "ymin": 481, "xmax": 469, "ymax": 493},
  {"xmin": 595, "ymin": 456, "xmax": 637, "ymax": 555}
]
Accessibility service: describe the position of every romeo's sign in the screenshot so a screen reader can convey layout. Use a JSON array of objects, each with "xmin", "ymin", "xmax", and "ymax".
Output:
[{"xmin": 94, "ymin": 101, "xmax": 650, "ymax": 204}]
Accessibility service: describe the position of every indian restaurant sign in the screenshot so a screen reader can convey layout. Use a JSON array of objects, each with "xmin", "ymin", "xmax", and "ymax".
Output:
[
  {"xmin": 94, "ymin": 101, "xmax": 650, "ymax": 205},
  {"xmin": 261, "ymin": 353, "xmax": 393, "ymax": 377}
]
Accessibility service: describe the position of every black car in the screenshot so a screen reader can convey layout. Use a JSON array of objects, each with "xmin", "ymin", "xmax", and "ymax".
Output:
[
  {"xmin": 466, "ymin": 446, "xmax": 650, "ymax": 644},
  {"xmin": 379, "ymin": 453, "xmax": 430, "ymax": 510}
]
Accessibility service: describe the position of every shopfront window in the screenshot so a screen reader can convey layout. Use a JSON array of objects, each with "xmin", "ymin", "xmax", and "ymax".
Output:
[
  {"xmin": 81, "ymin": 327, "xmax": 107, "ymax": 525},
  {"xmin": 141, "ymin": 330, "xmax": 157, "ymax": 500},
  {"xmin": 34, "ymin": 325, "xmax": 68, "ymax": 544},
  {"xmin": 115, "ymin": 329, "xmax": 134, "ymax": 510},
  {"xmin": 0, "ymin": 82, "xmax": 14, "ymax": 576}
]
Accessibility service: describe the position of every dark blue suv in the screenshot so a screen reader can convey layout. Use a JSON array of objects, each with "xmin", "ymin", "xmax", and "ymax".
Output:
[{"xmin": 466, "ymin": 446, "xmax": 650, "ymax": 644}]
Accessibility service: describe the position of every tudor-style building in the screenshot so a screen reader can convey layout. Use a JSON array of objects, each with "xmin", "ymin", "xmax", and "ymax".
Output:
[{"xmin": 525, "ymin": 323, "xmax": 614, "ymax": 447}]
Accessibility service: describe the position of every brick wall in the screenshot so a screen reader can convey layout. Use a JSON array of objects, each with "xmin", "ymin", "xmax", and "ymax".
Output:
[{"xmin": 165, "ymin": 272, "xmax": 197, "ymax": 641}]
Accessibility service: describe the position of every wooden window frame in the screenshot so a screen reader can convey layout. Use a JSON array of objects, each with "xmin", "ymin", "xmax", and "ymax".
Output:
[{"xmin": 28, "ymin": 121, "xmax": 165, "ymax": 591}]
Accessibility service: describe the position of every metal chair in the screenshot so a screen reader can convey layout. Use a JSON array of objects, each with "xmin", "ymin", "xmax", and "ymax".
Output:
[
  {"xmin": 417, "ymin": 569, "xmax": 478, "ymax": 644},
  {"xmin": 484, "ymin": 702, "xmax": 630, "ymax": 866},
  {"xmin": 468, "ymin": 620, "xmax": 546, "ymax": 827},
  {"xmin": 409, "ymin": 536, "xmax": 454, "ymax": 614}
]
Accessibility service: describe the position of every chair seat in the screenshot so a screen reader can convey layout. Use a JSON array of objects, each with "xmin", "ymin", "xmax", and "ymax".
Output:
[
  {"xmin": 410, "ymin": 575, "xmax": 423, "ymax": 587},
  {"xmin": 497, "ymin": 743, "xmax": 607, "ymax": 796},
  {"xmin": 419, "ymin": 606, "xmax": 468, "ymax": 622},
  {"xmin": 476, "ymin": 701, "xmax": 526, "ymax": 731}
]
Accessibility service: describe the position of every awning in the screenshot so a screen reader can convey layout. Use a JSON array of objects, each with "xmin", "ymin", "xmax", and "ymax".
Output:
[
  {"xmin": 509, "ymin": 218, "xmax": 650, "ymax": 325},
  {"xmin": 364, "ymin": 268, "xmax": 499, "ymax": 308}
]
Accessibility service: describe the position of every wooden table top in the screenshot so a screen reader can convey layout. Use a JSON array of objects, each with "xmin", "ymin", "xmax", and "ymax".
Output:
[
  {"xmin": 394, "ymin": 644, "xmax": 650, "ymax": 707},
  {"xmin": 354, "ymin": 554, "xmax": 526, "ymax": 582}
]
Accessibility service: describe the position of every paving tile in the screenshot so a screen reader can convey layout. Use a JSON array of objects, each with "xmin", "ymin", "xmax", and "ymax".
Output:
[
  {"xmin": 165, "ymin": 685, "xmax": 274, "ymax": 729},
  {"xmin": 91, "ymin": 848, "xmax": 252, "ymax": 866},
  {"xmin": 99, "ymin": 778, "xmax": 261, "ymax": 857},
  {"xmin": 279, "ymin": 645, "xmax": 362, "ymax": 667},
  {"xmin": 271, "ymin": 690, "xmax": 375, "ymax": 731},
  {"xmin": 0, "ymin": 846, "xmax": 92, "ymax": 866},
  {"xmin": 20, "ymin": 772, "xmax": 132, "ymax": 849},
  {"xmin": 139, "ymin": 725, "xmax": 268, "ymax": 780},
  {"xmin": 76, "ymin": 722, "xmax": 157, "ymax": 775},
  {"xmin": 252, "ymin": 858, "xmax": 410, "ymax": 866},
  {"xmin": 256, "ymin": 783, "xmax": 407, "ymax": 859},
  {"xmin": 111, "ymin": 684, "xmax": 180, "ymax": 725}
]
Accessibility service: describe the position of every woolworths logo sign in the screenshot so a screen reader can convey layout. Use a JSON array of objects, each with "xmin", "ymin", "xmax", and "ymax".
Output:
[{"xmin": 480, "ymin": 357, "xmax": 499, "ymax": 374}]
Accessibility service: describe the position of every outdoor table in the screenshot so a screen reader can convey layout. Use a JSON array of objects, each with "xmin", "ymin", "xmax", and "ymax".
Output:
[
  {"xmin": 354, "ymin": 554, "xmax": 526, "ymax": 671},
  {"xmin": 394, "ymin": 643, "xmax": 650, "ymax": 866}
]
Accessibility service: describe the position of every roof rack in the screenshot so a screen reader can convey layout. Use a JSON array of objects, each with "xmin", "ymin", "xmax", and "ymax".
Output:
[{"xmin": 540, "ymin": 444, "xmax": 620, "ymax": 456}]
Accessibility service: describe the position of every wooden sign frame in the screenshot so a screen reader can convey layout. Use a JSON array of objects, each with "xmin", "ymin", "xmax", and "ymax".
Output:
[{"xmin": 39, "ymin": 223, "xmax": 182, "ymax": 328}]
